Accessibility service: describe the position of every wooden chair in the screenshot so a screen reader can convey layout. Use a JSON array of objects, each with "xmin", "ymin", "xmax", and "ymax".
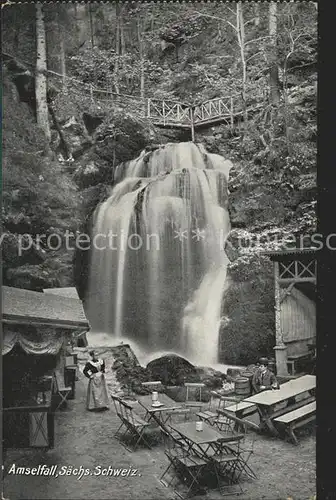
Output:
[
  {"xmin": 111, "ymin": 394, "xmax": 152, "ymax": 451},
  {"xmin": 53, "ymin": 371, "xmax": 72, "ymax": 411},
  {"xmin": 160, "ymin": 429, "xmax": 208, "ymax": 499}
]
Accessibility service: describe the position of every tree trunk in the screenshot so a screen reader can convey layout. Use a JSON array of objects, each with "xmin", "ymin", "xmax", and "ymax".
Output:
[
  {"xmin": 269, "ymin": 2, "xmax": 280, "ymax": 104},
  {"xmin": 35, "ymin": 3, "xmax": 51, "ymax": 142},
  {"xmin": 73, "ymin": 4, "xmax": 79, "ymax": 45},
  {"xmin": 254, "ymin": 4, "xmax": 260, "ymax": 27},
  {"xmin": 120, "ymin": 7, "xmax": 126, "ymax": 56},
  {"xmin": 114, "ymin": 4, "xmax": 120, "ymax": 95},
  {"xmin": 88, "ymin": 3, "xmax": 94, "ymax": 49},
  {"xmin": 58, "ymin": 9, "xmax": 67, "ymax": 91},
  {"xmin": 137, "ymin": 14, "xmax": 145, "ymax": 100},
  {"xmin": 237, "ymin": 2, "xmax": 247, "ymax": 124}
]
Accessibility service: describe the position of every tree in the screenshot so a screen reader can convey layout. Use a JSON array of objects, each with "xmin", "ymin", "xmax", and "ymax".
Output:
[
  {"xmin": 269, "ymin": 2, "xmax": 280, "ymax": 104},
  {"xmin": 236, "ymin": 2, "xmax": 247, "ymax": 124},
  {"xmin": 137, "ymin": 12, "xmax": 145, "ymax": 100},
  {"xmin": 35, "ymin": 3, "xmax": 51, "ymax": 142},
  {"xmin": 114, "ymin": 3, "xmax": 120, "ymax": 95},
  {"xmin": 57, "ymin": 6, "xmax": 67, "ymax": 91}
]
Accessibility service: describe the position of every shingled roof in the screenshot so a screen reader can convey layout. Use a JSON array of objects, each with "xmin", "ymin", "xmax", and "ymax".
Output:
[
  {"xmin": 43, "ymin": 287, "xmax": 80, "ymax": 300},
  {"xmin": 2, "ymin": 286, "xmax": 89, "ymax": 329}
]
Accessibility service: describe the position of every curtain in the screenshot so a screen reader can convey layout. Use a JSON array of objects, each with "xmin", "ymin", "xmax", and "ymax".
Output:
[{"xmin": 2, "ymin": 327, "xmax": 64, "ymax": 356}]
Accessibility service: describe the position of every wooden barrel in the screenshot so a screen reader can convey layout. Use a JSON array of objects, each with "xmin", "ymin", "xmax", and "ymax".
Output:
[
  {"xmin": 241, "ymin": 370, "xmax": 254, "ymax": 393},
  {"xmin": 234, "ymin": 377, "xmax": 251, "ymax": 397},
  {"xmin": 268, "ymin": 359, "xmax": 276, "ymax": 374}
]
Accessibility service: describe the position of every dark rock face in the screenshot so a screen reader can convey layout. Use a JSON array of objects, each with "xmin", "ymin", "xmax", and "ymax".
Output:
[
  {"xmin": 5, "ymin": 264, "xmax": 60, "ymax": 291},
  {"xmin": 146, "ymin": 354, "xmax": 200, "ymax": 386},
  {"xmin": 2, "ymin": 232, "xmax": 46, "ymax": 269},
  {"xmin": 110, "ymin": 344, "xmax": 150, "ymax": 395},
  {"xmin": 60, "ymin": 116, "xmax": 92, "ymax": 159}
]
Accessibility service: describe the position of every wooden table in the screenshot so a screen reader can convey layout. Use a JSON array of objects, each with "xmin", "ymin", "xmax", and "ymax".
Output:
[
  {"xmin": 171, "ymin": 421, "xmax": 244, "ymax": 459},
  {"xmin": 136, "ymin": 394, "xmax": 183, "ymax": 427},
  {"xmin": 244, "ymin": 375, "xmax": 316, "ymax": 435}
]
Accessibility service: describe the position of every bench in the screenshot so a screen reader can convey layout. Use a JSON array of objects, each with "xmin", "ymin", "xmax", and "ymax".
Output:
[
  {"xmin": 287, "ymin": 353, "xmax": 311, "ymax": 375},
  {"xmin": 224, "ymin": 401, "xmax": 257, "ymax": 419},
  {"xmin": 219, "ymin": 401, "xmax": 257, "ymax": 432},
  {"xmin": 274, "ymin": 401, "xmax": 316, "ymax": 445},
  {"xmin": 53, "ymin": 371, "xmax": 72, "ymax": 411}
]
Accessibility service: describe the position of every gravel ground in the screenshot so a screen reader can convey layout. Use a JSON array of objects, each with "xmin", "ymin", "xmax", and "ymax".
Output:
[{"xmin": 3, "ymin": 369, "xmax": 316, "ymax": 500}]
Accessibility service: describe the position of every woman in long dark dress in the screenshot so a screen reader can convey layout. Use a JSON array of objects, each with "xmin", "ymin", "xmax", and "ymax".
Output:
[{"xmin": 83, "ymin": 350, "xmax": 109, "ymax": 411}]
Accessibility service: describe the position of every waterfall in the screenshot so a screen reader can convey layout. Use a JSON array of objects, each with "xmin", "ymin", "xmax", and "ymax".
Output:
[{"xmin": 87, "ymin": 142, "xmax": 232, "ymax": 365}]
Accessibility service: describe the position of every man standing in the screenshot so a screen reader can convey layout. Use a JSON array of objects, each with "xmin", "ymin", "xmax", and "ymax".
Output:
[{"xmin": 252, "ymin": 357, "xmax": 279, "ymax": 393}]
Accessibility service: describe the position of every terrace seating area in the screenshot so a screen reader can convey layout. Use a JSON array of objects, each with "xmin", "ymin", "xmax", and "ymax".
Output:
[{"xmin": 110, "ymin": 374, "xmax": 315, "ymax": 498}]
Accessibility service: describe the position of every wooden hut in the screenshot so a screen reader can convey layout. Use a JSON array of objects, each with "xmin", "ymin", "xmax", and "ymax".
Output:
[
  {"xmin": 265, "ymin": 248, "xmax": 316, "ymax": 376},
  {"xmin": 2, "ymin": 286, "xmax": 90, "ymax": 449}
]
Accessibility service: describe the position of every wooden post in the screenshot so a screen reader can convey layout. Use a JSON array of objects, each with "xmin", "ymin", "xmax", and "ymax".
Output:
[
  {"xmin": 190, "ymin": 106, "xmax": 195, "ymax": 142},
  {"xmin": 230, "ymin": 96, "xmax": 234, "ymax": 131},
  {"xmin": 163, "ymin": 100, "xmax": 165, "ymax": 126},
  {"xmin": 147, "ymin": 98, "xmax": 151, "ymax": 118},
  {"xmin": 274, "ymin": 261, "xmax": 289, "ymax": 376}
]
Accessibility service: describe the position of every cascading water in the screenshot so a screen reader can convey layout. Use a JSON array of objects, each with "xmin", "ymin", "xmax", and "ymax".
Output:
[{"xmin": 87, "ymin": 142, "xmax": 232, "ymax": 365}]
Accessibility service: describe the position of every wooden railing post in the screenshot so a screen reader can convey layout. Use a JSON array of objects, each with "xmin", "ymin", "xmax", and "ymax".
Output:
[
  {"xmin": 147, "ymin": 98, "xmax": 151, "ymax": 118},
  {"xmin": 190, "ymin": 106, "xmax": 195, "ymax": 142}
]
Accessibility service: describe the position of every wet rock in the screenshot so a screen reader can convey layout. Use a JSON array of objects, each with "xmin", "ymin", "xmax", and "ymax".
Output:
[
  {"xmin": 93, "ymin": 112, "xmax": 155, "ymax": 165},
  {"xmin": 196, "ymin": 366, "xmax": 226, "ymax": 389},
  {"xmin": 61, "ymin": 116, "xmax": 92, "ymax": 159},
  {"xmin": 146, "ymin": 354, "xmax": 199, "ymax": 386},
  {"xmin": 82, "ymin": 112, "xmax": 105, "ymax": 135},
  {"xmin": 73, "ymin": 154, "xmax": 113, "ymax": 189}
]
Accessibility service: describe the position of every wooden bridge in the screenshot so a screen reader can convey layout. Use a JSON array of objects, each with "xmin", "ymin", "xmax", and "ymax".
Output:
[
  {"xmin": 146, "ymin": 96, "xmax": 241, "ymax": 135},
  {"xmin": 3, "ymin": 52, "xmax": 250, "ymax": 140},
  {"xmin": 48, "ymin": 69, "xmax": 247, "ymax": 139}
]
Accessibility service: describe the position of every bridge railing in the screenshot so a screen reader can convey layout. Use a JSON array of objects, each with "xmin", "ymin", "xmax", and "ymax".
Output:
[
  {"xmin": 193, "ymin": 97, "xmax": 232, "ymax": 123},
  {"xmin": 147, "ymin": 98, "xmax": 192, "ymax": 125}
]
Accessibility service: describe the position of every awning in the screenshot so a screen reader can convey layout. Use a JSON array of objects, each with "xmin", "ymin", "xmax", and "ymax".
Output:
[{"xmin": 3, "ymin": 328, "xmax": 65, "ymax": 356}]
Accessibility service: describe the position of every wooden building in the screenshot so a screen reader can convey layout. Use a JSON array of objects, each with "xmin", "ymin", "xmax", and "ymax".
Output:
[
  {"xmin": 2, "ymin": 286, "xmax": 90, "ymax": 449},
  {"xmin": 265, "ymin": 248, "xmax": 316, "ymax": 376}
]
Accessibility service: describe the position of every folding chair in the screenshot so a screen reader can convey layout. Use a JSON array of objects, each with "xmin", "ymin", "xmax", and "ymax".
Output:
[
  {"xmin": 53, "ymin": 371, "xmax": 71, "ymax": 411},
  {"xmin": 112, "ymin": 394, "xmax": 128, "ymax": 440},
  {"xmin": 197, "ymin": 391, "xmax": 229, "ymax": 425},
  {"xmin": 225, "ymin": 423, "xmax": 257, "ymax": 481},
  {"xmin": 209, "ymin": 437, "xmax": 243, "ymax": 496},
  {"xmin": 160, "ymin": 429, "xmax": 208, "ymax": 499},
  {"xmin": 212, "ymin": 412, "xmax": 235, "ymax": 433},
  {"xmin": 111, "ymin": 395, "xmax": 152, "ymax": 452},
  {"xmin": 184, "ymin": 383, "xmax": 205, "ymax": 413}
]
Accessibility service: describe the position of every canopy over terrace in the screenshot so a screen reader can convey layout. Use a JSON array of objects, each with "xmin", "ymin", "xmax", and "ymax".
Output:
[{"xmin": 2, "ymin": 286, "xmax": 90, "ymax": 410}]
